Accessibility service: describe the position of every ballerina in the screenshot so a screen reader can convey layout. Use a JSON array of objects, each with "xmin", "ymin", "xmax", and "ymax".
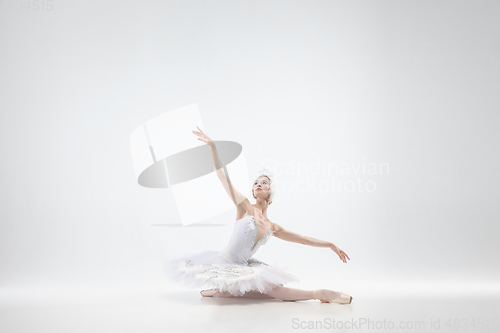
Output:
[{"xmin": 165, "ymin": 126, "xmax": 352, "ymax": 304}]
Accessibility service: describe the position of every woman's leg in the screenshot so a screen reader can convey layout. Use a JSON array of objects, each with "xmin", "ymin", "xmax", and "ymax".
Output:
[
  {"xmin": 264, "ymin": 285, "xmax": 319, "ymax": 301},
  {"xmin": 210, "ymin": 285, "xmax": 324, "ymax": 302}
]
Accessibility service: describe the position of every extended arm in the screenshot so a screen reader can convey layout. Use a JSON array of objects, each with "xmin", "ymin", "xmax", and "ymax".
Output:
[
  {"xmin": 193, "ymin": 127, "xmax": 252, "ymax": 212},
  {"xmin": 274, "ymin": 223, "xmax": 332, "ymax": 247},
  {"xmin": 209, "ymin": 141, "xmax": 249, "ymax": 207},
  {"xmin": 274, "ymin": 223, "xmax": 350, "ymax": 263}
]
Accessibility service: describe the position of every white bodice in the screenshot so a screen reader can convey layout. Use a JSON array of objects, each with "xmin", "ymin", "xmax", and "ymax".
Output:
[{"xmin": 217, "ymin": 215, "xmax": 274, "ymax": 265}]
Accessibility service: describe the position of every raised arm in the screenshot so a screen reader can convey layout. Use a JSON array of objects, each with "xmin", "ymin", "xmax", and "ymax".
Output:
[
  {"xmin": 274, "ymin": 223, "xmax": 351, "ymax": 263},
  {"xmin": 192, "ymin": 126, "xmax": 253, "ymax": 212}
]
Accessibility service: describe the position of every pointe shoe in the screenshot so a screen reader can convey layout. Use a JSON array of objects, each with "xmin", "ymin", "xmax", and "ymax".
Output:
[
  {"xmin": 200, "ymin": 289, "xmax": 219, "ymax": 297},
  {"xmin": 313, "ymin": 289, "xmax": 352, "ymax": 304}
]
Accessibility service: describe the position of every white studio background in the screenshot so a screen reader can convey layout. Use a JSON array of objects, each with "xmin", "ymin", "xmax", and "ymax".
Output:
[{"xmin": 0, "ymin": 0, "xmax": 499, "ymax": 295}]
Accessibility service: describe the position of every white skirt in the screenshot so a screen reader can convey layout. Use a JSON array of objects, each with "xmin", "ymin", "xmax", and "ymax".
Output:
[{"xmin": 164, "ymin": 250, "xmax": 300, "ymax": 296}]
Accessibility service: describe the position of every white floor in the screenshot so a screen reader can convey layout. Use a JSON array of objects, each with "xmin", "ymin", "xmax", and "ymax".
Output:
[{"xmin": 1, "ymin": 282, "xmax": 499, "ymax": 333}]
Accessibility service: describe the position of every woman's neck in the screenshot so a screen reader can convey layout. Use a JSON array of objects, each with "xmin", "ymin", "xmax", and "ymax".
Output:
[{"xmin": 252, "ymin": 202, "xmax": 268, "ymax": 218}]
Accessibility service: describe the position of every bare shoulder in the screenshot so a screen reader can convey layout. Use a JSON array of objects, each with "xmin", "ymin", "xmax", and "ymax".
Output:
[
  {"xmin": 271, "ymin": 222, "xmax": 307, "ymax": 245},
  {"xmin": 236, "ymin": 194, "xmax": 253, "ymax": 215},
  {"xmin": 236, "ymin": 205, "xmax": 256, "ymax": 221},
  {"xmin": 236, "ymin": 204, "xmax": 250, "ymax": 220},
  {"xmin": 271, "ymin": 221, "xmax": 289, "ymax": 237}
]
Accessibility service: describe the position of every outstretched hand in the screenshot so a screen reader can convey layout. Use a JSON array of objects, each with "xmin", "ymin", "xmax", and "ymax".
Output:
[
  {"xmin": 192, "ymin": 126, "xmax": 213, "ymax": 145},
  {"xmin": 330, "ymin": 244, "xmax": 350, "ymax": 263}
]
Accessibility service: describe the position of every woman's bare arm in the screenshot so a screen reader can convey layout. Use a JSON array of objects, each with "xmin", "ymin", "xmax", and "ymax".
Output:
[
  {"xmin": 192, "ymin": 127, "xmax": 252, "ymax": 212},
  {"xmin": 274, "ymin": 223, "xmax": 351, "ymax": 263},
  {"xmin": 209, "ymin": 141, "xmax": 251, "ymax": 208},
  {"xmin": 274, "ymin": 223, "xmax": 330, "ymax": 247}
]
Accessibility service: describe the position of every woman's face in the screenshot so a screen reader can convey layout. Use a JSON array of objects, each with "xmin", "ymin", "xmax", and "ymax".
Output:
[{"xmin": 253, "ymin": 176, "xmax": 270, "ymax": 200}]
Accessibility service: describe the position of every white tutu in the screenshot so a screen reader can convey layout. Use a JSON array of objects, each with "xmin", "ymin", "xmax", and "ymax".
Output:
[{"xmin": 164, "ymin": 216, "xmax": 300, "ymax": 296}]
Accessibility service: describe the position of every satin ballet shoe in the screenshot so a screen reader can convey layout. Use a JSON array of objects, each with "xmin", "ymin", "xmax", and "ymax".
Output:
[
  {"xmin": 313, "ymin": 289, "xmax": 352, "ymax": 304},
  {"xmin": 200, "ymin": 289, "xmax": 219, "ymax": 297}
]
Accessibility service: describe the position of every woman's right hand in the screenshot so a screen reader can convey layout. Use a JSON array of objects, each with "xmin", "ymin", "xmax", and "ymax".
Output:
[{"xmin": 192, "ymin": 126, "xmax": 213, "ymax": 146}]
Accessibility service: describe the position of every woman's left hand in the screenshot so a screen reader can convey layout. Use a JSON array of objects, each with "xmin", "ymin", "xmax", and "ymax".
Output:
[{"xmin": 330, "ymin": 244, "xmax": 350, "ymax": 263}]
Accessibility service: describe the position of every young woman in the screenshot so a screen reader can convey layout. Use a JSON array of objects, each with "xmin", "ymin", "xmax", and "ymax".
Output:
[{"xmin": 165, "ymin": 126, "xmax": 352, "ymax": 304}]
